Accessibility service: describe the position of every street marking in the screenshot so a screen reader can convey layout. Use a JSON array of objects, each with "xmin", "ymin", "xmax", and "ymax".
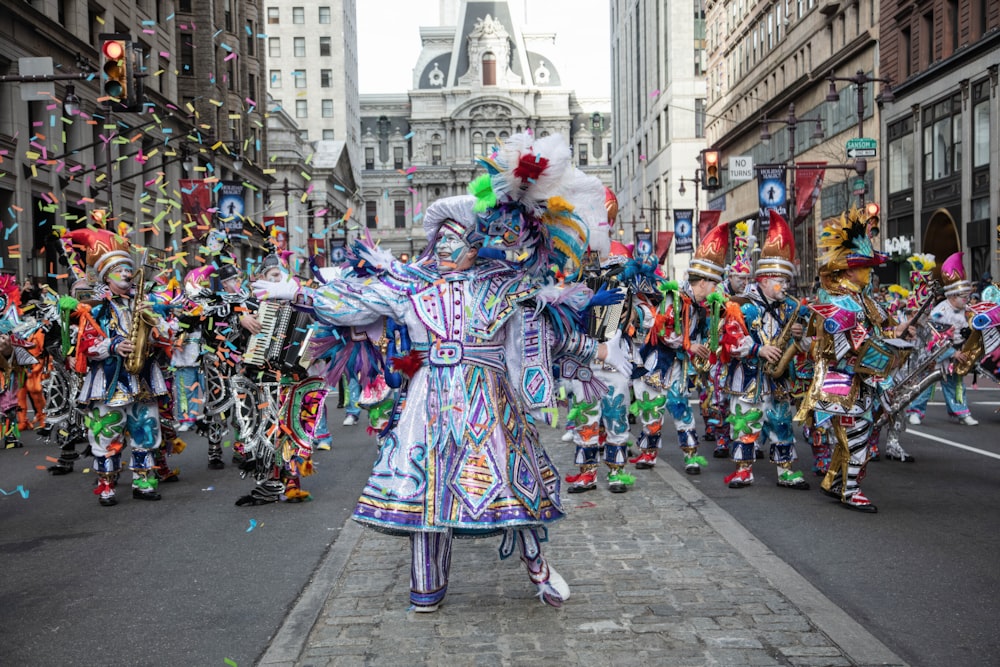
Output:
[{"xmin": 908, "ymin": 429, "xmax": 1000, "ymax": 460}]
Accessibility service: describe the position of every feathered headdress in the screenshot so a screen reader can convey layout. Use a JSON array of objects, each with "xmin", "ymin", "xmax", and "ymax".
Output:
[
  {"xmin": 817, "ymin": 206, "xmax": 887, "ymax": 274},
  {"xmin": 466, "ymin": 133, "xmax": 597, "ymax": 277},
  {"xmin": 904, "ymin": 253, "xmax": 936, "ymax": 310},
  {"xmin": 941, "ymin": 252, "xmax": 972, "ymax": 296},
  {"xmin": 726, "ymin": 220, "xmax": 754, "ymax": 277}
]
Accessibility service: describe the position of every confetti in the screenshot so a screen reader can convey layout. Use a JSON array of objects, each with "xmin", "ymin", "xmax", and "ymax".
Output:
[
  {"xmin": 246, "ymin": 519, "xmax": 258, "ymax": 532},
  {"xmin": 0, "ymin": 485, "xmax": 29, "ymax": 499}
]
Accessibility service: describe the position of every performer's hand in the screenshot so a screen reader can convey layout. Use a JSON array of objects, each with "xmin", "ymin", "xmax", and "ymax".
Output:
[
  {"xmin": 953, "ymin": 351, "xmax": 969, "ymax": 366},
  {"xmin": 253, "ymin": 277, "xmax": 298, "ymax": 301},
  {"xmin": 790, "ymin": 322, "xmax": 804, "ymax": 339},
  {"xmin": 599, "ymin": 331, "xmax": 633, "ymax": 378},
  {"xmin": 759, "ymin": 344, "xmax": 783, "ymax": 363},
  {"xmin": 240, "ymin": 314, "xmax": 262, "ymax": 334},
  {"xmin": 116, "ymin": 339, "xmax": 135, "ymax": 356},
  {"xmin": 689, "ymin": 343, "xmax": 711, "ymax": 359}
]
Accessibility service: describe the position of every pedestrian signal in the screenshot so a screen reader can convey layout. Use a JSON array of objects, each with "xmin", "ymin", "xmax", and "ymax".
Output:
[
  {"xmin": 865, "ymin": 202, "xmax": 880, "ymax": 237},
  {"xmin": 702, "ymin": 150, "xmax": 721, "ymax": 191}
]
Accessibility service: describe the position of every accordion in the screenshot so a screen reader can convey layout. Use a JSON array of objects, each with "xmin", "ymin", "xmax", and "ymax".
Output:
[
  {"xmin": 586, "ymin": 276, "xmax": 627, "ymax": 342},
  {"xmin": 243, "ymin": 301, "xmax": 316, "ymax": 373}
]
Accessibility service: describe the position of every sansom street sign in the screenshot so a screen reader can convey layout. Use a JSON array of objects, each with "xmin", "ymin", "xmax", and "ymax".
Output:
[{"xmin": 846, "ymin": 137, "xmax": 877, "ymax": 158}]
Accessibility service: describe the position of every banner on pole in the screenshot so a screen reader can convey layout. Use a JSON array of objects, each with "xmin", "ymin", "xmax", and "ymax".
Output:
[
  {"xmin": 180, "ymin": 179, "xmax": 212, "ymax": 231},
  {"xmin": 673, "ymin": 209, "xmax": 694, "ymax": 254},
  {"xmin": 756, "ymin": 165, "xmax": 787, "ymax": 239},
  {"xmin": 217, "ymin": 181, "xmax": 246, "ymax": 233},
  {"xmin": 697, "ymin": 210, "xmax": 722, "ymax": 249},
  {"xmin": 262, "ymin": 215, "xmax": 287, "ymax": 251},
  {"xmin": 794, "ymin": 162, "xmax": 826, "ymax": 227}
]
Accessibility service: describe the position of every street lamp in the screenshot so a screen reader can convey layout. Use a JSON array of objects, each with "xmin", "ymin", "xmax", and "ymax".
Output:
[
  {"xmin": 826, "ymin": 69, "xmax": 894, "ymax": 140},
  {"xmin": 63, "ymin": 84, "xmax": 81, "ymax": 116},
  {"xmin": 230, "ymin": 141, "xmax": 244, "ymax": 171}
]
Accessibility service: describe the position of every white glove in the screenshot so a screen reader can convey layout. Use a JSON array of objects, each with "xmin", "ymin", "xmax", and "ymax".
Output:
[
  {"xmin": 602, "ymin": 330, "xmax": 633, "ymax": 378},
  {"xmin": 252, "ymin": 277, "xmax": 298, "ymax": 301}
]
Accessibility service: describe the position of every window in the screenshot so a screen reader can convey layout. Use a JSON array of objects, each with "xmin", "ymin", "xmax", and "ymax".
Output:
[
  {"xmin": 246, "ymin": 21, "xmax": 256, "ymax": 56},
  {"xmin": 482, "ymin": 53, "xmax": 496, "ymax": 85},
  {"xmin": 294, "ymin": 37, "xmax": 305, "ymax": 57},
  {"xmin": 295, "ymin": 100, "xmax": 308, "ymax": 118},
  {"xmin": 900, "ymin": 27, "xmax": 912, "ymax": 79},
  {"xmin": 365, "ymin": 147, "xmax": 375, "ymax": 169},
  {"xmin": 320, "ymin": 69, "xmax": 332, "ymax": 87},
  {"xmin": 267, "ymin": 7, "xmax": 279, "ymax": 24},
  {"xmin": 472, "ymin": 132, "xmax": 484, "ymax": 159},
  {"xmin": 394, "ymin": 201, "xmax": 406, "ymax": 229},
  {"xmin": 393, "ymin": 146, "xmax": 404, "ymax": 170},
  {"xmin": 695, "ymin": 98, "xmax": 706, "ymax": 138},
  {"xmin": 293, "ymin": 70, "xmax": 306, "ymax": 88},
  {"xmin": 293, "ymin": 6, "xmax": 305, "ymax": 24},
  {"xmin": 431, "ymin": 143, "xmax": 441, "ymax": 165},
  {"xmin": 319, "ymin": 6, "xmax": 331, "ymax": 24},
  {"xmin": 322, "ymin": 129, "xmax": 334, "ymax": 140},
  {"xmin": 887, "ymin": 118, "xmax": 913, "ymax": 194},
  {"xmin": 179, "ymin": 33, "xmax": 195, "ymax": 75},
  {"xmin": 578, "ymin": 144, "xmax": 588, "ymax": 166},
  {"xmin": 322, "ymin": 99, "xmax": 333, "ymax": 118},
  {"xmin": 268, "ymin": 38, "xmax": 280, "ymax": 58},
  {"xmin": 366, "ymin": 200, "xmax": 378, "ymax": 228},
  {"xmin": 973, "ymin": 81, "xmax": 990, "ymax": 168},
  {"xmin": 922, "ymin": 94, "xmax": 961, "ymax": 181},
  {"xmin": 319, "ymin": 36, "xmax": 331, "ymax": 57},
  {"xmin": 269, "ymin": 69, "xmax": 281, "ymax": 88}
]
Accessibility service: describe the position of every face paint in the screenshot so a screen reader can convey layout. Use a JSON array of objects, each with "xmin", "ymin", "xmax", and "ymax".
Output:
[{"xmin": 106, "ymin": 266, "xmax": 134, "ymax": 296}]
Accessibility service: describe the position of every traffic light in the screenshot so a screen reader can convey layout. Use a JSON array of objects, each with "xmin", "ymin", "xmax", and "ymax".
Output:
[
  {"xmin": 865, "ymin": 201, "xmax": 880, "ymax": 237},
  {"xmin": 702, "ymin": 150, "xmax": 721, "ymax": 190},
  {"xmin": 100, "ymin": 34, "xmax": 141, "ymax": 111}
]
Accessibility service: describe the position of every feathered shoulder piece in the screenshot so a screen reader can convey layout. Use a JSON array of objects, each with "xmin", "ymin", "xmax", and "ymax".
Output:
[{"xmin": 0, "ymin": 274, "xmax": 21, "ymax": 312}]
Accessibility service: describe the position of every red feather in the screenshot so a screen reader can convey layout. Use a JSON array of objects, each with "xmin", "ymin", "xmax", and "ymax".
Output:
[
  {"xmin": 391, "ymin": 349, "xmax": 423, "ymax": 378},
  {"xmin": 513, "ymin": 154, "xmax": 549, "ymax": 184}
]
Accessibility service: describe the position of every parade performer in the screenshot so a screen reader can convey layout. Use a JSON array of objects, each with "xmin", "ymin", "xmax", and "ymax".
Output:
[
  {"xmin": 706, "ymin": 221, "xmax": 755, "ymax": 458},
  {"xmin": 906, "ymin": 252, "xmax": 979, "ymax": 425},
  {"xmin": 563, "ymin": 235, "xmax": 635, "ymax": 494},
  {"xmin": 718, "ymin": 211, "xmax": 810, "ymax": 489},
  {"xmin": 69, "ymin": 229, "xmax": 172, "ymax": 506},
  {"xmin": 16, "ymin": 321, "xmax": 46, "ymax": 432},
  {"xmin": 0, "ymin": 276, "xmax": 36, "ymax": 449},
  {"xmin": 257, "ymin": 133, "xmax": 627, "ymax": 611},
  {"xmin": 234, "ymin": 251, "xmax": 325, "ymax": 506},
  {"xmin": 629, "ymin": 223, "xmax": 726, "ymax": 474},
  {"xmin": 796, "ymin": 207, "xmax": 910, "ymax": 512}
]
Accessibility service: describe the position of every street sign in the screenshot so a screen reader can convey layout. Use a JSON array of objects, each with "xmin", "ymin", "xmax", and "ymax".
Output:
[
  {"xmin": 852, "ymin": 178, "xmax": 867, "ymax": 196},
  {"xmin": 729, "ymin": 156, "xmax": 753, "ymax": 181},
  {"xmin": 846, "ymin": 137, "xmax": 877, "ymax": 158},
  {"xmin": 18, "ymin": 57, "xmax": 54, "ymax": 101}
]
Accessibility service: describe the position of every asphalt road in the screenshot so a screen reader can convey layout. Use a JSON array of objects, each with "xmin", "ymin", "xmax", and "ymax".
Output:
[
  {"xmin": 667, "ymin": 386, "xmax": 1000, "ymax": 667},
  {"xmin": 0, "ymin": 398, "xmax": 373, "ymax": 667}
]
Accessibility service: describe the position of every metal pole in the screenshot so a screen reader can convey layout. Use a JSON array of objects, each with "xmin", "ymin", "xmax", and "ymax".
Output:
[{"xmin": 856, "ymin": 72, "xmax": 868, "ymax": 206}]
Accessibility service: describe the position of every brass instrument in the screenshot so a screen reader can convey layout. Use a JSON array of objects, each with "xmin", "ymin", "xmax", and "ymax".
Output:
[
  {"xmin": 764, "ymin": 300, "xmax": 804, "ymax": 378},
  {"xmin": 123, "ymin": 265, "xmax": 157, "ymax": 375},
  {"xmin": 874, "ymin": 338, "xmax": 950, "ymax": 429}
]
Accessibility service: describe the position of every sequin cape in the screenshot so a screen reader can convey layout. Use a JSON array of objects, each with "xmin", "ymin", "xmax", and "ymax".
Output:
[{"xmin": 309, "ymin": 259, "xmax": 599, "ymax": 536}]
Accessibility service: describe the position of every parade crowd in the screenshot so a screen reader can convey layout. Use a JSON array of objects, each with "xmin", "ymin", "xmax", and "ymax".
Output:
[{"xmin": 5, "ymin": 132, "xmax": 999, "ymax": 612}]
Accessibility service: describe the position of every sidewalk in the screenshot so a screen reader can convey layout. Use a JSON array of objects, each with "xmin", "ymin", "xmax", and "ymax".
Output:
[{"xmin": 260, "ymin": 427, "xmax": 907, "ymax": 667}]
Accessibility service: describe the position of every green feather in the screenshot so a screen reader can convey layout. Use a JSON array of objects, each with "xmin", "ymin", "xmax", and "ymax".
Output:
[{"xmin": 468, "ymin": 174, "xmax": 496, "ymax": 212}]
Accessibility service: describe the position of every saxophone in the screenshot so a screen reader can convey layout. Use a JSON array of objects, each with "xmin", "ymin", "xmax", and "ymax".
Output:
[
  {"xmin": 764, "ymin": 299, "xmax": 804, "ymax": 378},
  {"xmin": 123, "ymin": 266, "xmax": 157, "ymax": 375}
]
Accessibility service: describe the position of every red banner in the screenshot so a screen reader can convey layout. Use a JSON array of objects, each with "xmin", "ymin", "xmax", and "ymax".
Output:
[
  {"xmin": 697, "ymin": 210, "xmax": 722, "ymax": 247},
  {"xmin": 180, "ymin": 179, "xmax": 212, "ymax": 230},
  {"xmin": 656, "ymin": 231, "xmax": 674, "ymax": 261},
  {"xmin": 794, "ymin": 162, "xmax": 826, "ymax": 227},
  {"xmin": 308, "ymin": 237, "xmax": 326, "ymax": 266}
]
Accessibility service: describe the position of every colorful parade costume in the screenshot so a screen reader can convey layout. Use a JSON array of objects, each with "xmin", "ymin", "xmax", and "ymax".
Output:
[
  {"xmin": 796, "ymin": 207, "xmax": 904, "ymax": 513},
  {"xmin": 719, "ymin": 212, "xmax": 809, "ymax": 490},
  {"xmin": 68, "ymin": 229, "xmax": 172, "ymax": 506},
  {"xmin": 262, "ymin": 133, "xmax": 622, "ymax": 611}
]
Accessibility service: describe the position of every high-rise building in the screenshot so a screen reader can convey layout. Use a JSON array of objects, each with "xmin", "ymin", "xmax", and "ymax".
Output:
[{"xmin": 611, "ymin": 0, "xmax": 708, "ymax": 280}]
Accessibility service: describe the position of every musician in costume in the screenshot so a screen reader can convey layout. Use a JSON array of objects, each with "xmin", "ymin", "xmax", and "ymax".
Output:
[
  {"xmin": 907, "ymin": 252, "xmax": 979, "ymax": 426},
  {"xmin": 563, "ymin": 237, "xmax": 635, "ymax": 494},
  {"xmin": 0, "ymin": 276, "xmax": 37, "ymax": 449},
  {"xmin": 256, "ymin": 133, "xmax": 628, "ymax": 611},
  {"xmin": 629, "ymin": 224, "xmax": 725, "ymax": 475},
  {"xmin": 68, "ymin": 229, "xmax": 172, "ymax": 506},
  {"xmin": 706, "ymin": 221, "xmax": 755, "ymax": 459},
  {"xmin": 718, "ymin": 212, "xmax": 810, "ymax": 490},
  {"xmin": 795, "ymin": 207, "xmax": 912, "ymax": 513},
  {"xmin": 16, "ymin": 320, "xmax": 47, "ymax": 432},
  {"xmin": 234, "ymin": 251, "xmax": 324, "ymax": 506}
]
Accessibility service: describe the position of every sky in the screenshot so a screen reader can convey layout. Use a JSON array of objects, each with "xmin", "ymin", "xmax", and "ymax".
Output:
[{"xmin": 357, "ymin": 0, "xmax": 611, "ymax": 98}]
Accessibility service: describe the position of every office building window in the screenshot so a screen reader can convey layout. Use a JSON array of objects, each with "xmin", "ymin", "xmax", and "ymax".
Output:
[
  {"xmin": 366, "ymin": 201, "xmax": 378, "ymax": 228},
  {"xmin": 268, "ymin": 37, "xmax": 280, "ymax": 58},
  {"xmin": 320, "ymin": 69, "xmax": 332, "ymax": 87},
  {"xmin": 394, "ymin": 147, "xmax": 404, "ymax": 170},
  {"xmin": 295, "ymin": 100, "xmax": 308, "ymax": 118},
  {"xmin": 293, "ymin": 70, "xmax": 306, "ymax": 88},
  {"xmin": 269, "ymin": 69, "xmax": 281, "ymax": 88},
  {"xmin": 394, "ymin": 201, "xmax": 406, "ymax": 229},
  {"xmin": 319, "ymin": 36, "xmax": 331, "ymax": 57},
  {"xmin": 179, "ymin": 33, "xmax": 195, "ymax": 75},
  {"xmin": 293, "ymin": 6, "xmax": 304, "ymax": 24},
  {"xmin": 922, "ymin": 94, "xmax": 961, "ymax": 182},
  {"xmin": 319, "ymin": 6, "xmax": 331, "ymax": 23},
  {"xmin": 322, "ymin": 99, "xmax": 333, "ymax": 118},
  {"xmin": 267, "ymin": 7, "xmax": 279, "ymax": 24},
  {"xmin": 431, "ymin": 143, "xmax": 441, "ymax": 165},
  {"xmin": 322, "ymin": 129, "xmax": 334, "ymax": 140},
  {"xmin": 294, "ymin": 37, "xmax": 305, "ymax": 57},
  {"xmin": 365, "ymin": 147, "xmax": 375, "ymax": 169}
]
